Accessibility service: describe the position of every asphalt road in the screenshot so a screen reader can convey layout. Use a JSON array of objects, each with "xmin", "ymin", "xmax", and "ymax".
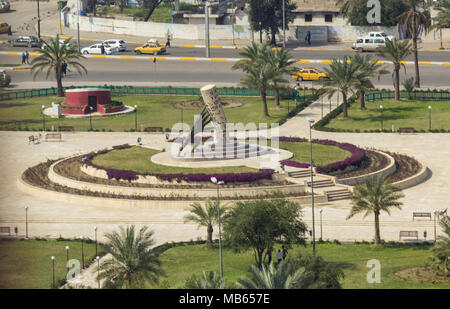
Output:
[{"xmin": 4, "ymin": 55, "xmax": 450, "ymax": 88}]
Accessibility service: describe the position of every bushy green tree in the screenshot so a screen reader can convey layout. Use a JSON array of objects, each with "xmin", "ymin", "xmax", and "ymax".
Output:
[{"xmin": 430, "ymin": 216, "xmax": 450, "ymax": 277}]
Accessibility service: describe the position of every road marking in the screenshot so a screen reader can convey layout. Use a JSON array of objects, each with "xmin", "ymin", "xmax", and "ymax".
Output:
[
  {"xmin": 180, "ymin": 57, "xmax": 197, "ymax": 61},
  {"xmin": 418, "ymin": 62, "xmax": 432, "ymax": 65},
  {"xmin": 92, "ymin": 55, "xmax": 106, "ymax": 58},
  {"xmin": 321, "ymin": 60, "xmax": 332, "ymax": 63},
  {"xmin": 7, "ymin": 52, "xmax": 18, "ymax": 55},
  {"xmin": 210, "ymin": 58, "xmax": 227, "ymax": 62},
  {"xmin": 444, "ymin": 63, "xmax": 450, "ymax": 66},
  {"xmin": 182, "ymin": 44, "xmax": 195, "ymax": 48},
  {"xmin": 297, "ymin": 60, "xmax": 310, "ymax": 63},
  {"xmin": 12, "ymin": 66, "xmax": 31, "ymax": 70},
  {"xmin": 119, "ymin": 56, "xmax": 136, "ymax": 59}
]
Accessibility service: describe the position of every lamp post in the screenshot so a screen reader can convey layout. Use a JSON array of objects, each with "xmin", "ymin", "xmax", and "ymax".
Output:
[
  {"xmin": 80, "ymin": 236, "xmax": 85, "ymax": 269},
  {"xmin": 282, "ymin": 0, "xmax": 286, "ymax": 49},
  {"xmin": 41, "ymin": 105, "xmax": 45, "ymax": 131},
  {"xmin": 428, "ymin": 105, "xmax": 432, "ymax": 131},
  {"xmin": 89, "ymin": 106, "xmax": 93, "ymax": 131},
  {"xmin": 204, "ymin": 2, "xmax": 220, "ymax": 58},
  {"xmin": 96, "ymin": 256, "xmax": 100, "ymax": 289},
  {"xmin": 77, "ymin": 0, "xmax": 81, "ymax": 52},
  {"xmin": 433, "ymin": 210, "xmax": 437, "ymax": 243},
  {"xmin": 379, "ymin": 105, "xmax": 383, "ymax": 131},
  {"xmin": 181, "ymin": 102, "xmax": 184, "ymax": 132},
  {"xmin": 94, "ymin": 226, "xmax": 98, "ymax": 257},
  {"xmin": 319, "ymin": 209, "xmax": 323, "ymax": 241},
  {"xmin": 134, "ymin": 105, "xmax": 138, "ymax": 131},
  {"xmin": 211, "ymin": 176, "xmax": 224, "ymax": 278},
  {"xmin": 25, "ymin": 206, "xmax": 29, "ymax": 238},
  {"xmin": 307, "ymin": 117, "xmax": 316, "ymax": 257},
  {"xmin": 51, "ymin": 256, "xmax": 55, "ymax": 289},
  {"xmin": 37, "ymin": 0, "xmax": 41, "ymax": 40},
  {"xmin": 65, "ymin": 246, "xmax": 69, "ymax": 273}
]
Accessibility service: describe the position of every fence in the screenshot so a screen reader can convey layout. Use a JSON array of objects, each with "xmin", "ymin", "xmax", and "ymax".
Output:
[
  {"xmin": 366, "ymin": 90, "xmax": 450, "ymax": 102},
  {"xmin": 0, "ymin": 85, "xmax": 298, "ymax": 101}
]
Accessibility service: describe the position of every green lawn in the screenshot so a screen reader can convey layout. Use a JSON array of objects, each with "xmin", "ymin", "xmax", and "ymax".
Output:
[
  {"xmin": 324, "ymin": 100, "xmax": 450, "ymax": 132},
  {"xmin": 0, "ymin": 239, "xmax": 102, "ymax": 289},
  {"xmin": 156, "ymin": 243, "xmax": 450, "ymax": 289},
  {"xmin": 105, "ymin": 4, "xmax": 174, "ymax": 23},
  {"xmin": 91, "ymin": 146, "xmax": 258, "ymax": 174},
  {"xmin": 0, "ymin": 94, "xmax": 301, "ymax": 132}
]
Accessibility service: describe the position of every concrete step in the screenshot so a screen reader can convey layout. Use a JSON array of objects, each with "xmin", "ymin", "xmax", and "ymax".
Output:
[
  {"xmin": 288, "ymin": 170, "xmax": 313, "ymax": 178},
  {"xmin": 307, "ymin": 179, "xmax": 334, "ymax": 188}
]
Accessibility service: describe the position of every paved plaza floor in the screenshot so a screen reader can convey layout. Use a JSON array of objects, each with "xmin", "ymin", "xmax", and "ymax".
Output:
[{"xmin": 0, "ymin": 93, "xmax": 448, "ymax": 244}]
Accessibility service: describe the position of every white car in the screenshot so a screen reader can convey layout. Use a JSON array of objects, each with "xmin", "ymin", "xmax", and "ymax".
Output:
[
  {"xmin": 81, "ymin": 44, "xmax": 115, "ymax": 55},
  {"xmin": 103, "ymin": 39, "xmax": 126, "ymax": 52},
  {"xmin": 367, "ymin": 32, "xmax": 395, "ymax": 41},
  {"xmin": 352, "ymin": 37, "xmax": 387, "ymax": 52}
]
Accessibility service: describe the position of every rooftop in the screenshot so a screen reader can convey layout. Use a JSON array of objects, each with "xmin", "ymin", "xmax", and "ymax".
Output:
[{"xmin": 293, "ymin": 0, "xmax": 341, "ymax": 13}]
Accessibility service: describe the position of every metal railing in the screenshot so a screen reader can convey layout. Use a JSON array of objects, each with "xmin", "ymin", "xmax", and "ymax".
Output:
[{"xmin": 366, "ymin": 90, "xmax": 450, "ymax": 102}]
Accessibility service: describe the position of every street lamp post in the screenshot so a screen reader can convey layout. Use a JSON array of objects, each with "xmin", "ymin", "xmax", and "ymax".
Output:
[
  {"xmin": 307, "ymin": 117, "xmax": 316, "ymax": 257},
  {"xmin": 134, "ymin": 105, "xmax": 138, "ymax": 131},
  {"xmin": 25, "ymin": 206, "xmax": 29, "ymax": 238},
  {"xmin": 282, "ymin": 0, "xmax": 286, "ymax": 49},
  {"xmin": 41, "ymin": 105, "xmax": 45, "ymax": 131},
  {"xmin": 380, "ymin": 105, "xmax": 383, "ymax": 131},
  {"xmin": 428, "ymin": 105, "xmax": 432, "ymax": 131},
  {"xmin": 65, "ymin": 246, "xmax": 70, "ymax": 273},
  {"xmin": 89, "ymin": 106, "xmax": 93, "ymax": 131},
  {"xmin": 51, "ymin": 256, "xmax": 55, "ymax": 289},
  {"xmin": 77, "ymin": 0, "xmax": 81, "ymax": 52},
  {"xmin": 80, "ymin": 236, "xmax": 85, "ymax": 269},
  {"xmin": 96, "ymin": 256, "xmax": 100, "ymax": 289},
  {"xmin": 211, "ymin": 176, "xmax": 224, "ymax": 278},
  {"xmin": 433, "ymin": 210, "xmax": 437, "ymax": 243},
  {"xmin": 319, "ymin": 209, "xmax": 323, "ymax": 241},
  {"xmin": 204, "ymin": 2, "xmax": 219, "ymax": 58},
  {"xmin": 37, "ymin": 0, "xmax": 41, "ymax": 40},
  {"xmin": 94, "ymin": 226, "xmax": 98, "ymax": 257}
]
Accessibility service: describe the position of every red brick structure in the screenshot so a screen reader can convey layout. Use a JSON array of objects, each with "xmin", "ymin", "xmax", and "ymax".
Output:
[{"xmin": 62, "ymin": 88, "xmax": 124, "ymax": 115}]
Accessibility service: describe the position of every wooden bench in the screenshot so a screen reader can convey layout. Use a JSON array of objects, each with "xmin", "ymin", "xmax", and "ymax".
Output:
[
  {"xmin": 28, "ymin": 134, "xmax": 41, "ymax": 144},
  {"xmin": 58, "ymin": 126, "xmax": 74, "ymax": 132},
  {"xmin": 0, "ymin": 227, "xmax": 11, "ymax": 235},
  {"xmin": 144, "ymin": 127, "xmax": 164, "ymax": 132},
  {"xmin": 398, "ymin": 127, "xmax": 415, "ymax": 134},
  {"xmin": 399, "ymin": 231, "xmax": 419, "ymax": 241},
  {"xmin": 413, "ymin": 212, "xmax": 432, "ymax": 221},
  {"xmin": 45, "ymin": 133, "xmax": 62, "ymax": 142}
]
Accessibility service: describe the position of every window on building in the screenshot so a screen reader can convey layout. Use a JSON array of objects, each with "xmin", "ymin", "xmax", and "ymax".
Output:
[
  {"xmin": 325, "ymin": 14, "xmax": 333, "ymax": 22},
  {"xmin": 305, "ymin": 14, "xmax": 313, "ymax": 22}
]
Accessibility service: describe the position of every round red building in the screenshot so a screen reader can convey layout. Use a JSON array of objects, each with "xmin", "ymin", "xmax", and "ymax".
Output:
[{"xmin": 62, "ymin": 88, "xmax": 124, "ymax": 115}]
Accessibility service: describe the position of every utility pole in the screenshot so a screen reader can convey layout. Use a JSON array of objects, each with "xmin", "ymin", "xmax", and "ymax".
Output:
[
  {"xmin": 77, "ymin": 0, "xmax": 81, "ymax": 52},
  {"xmin": 37, "ymin": 0, "xmax": 41, "ymax": 39},
  {"xmin": 205, "ymin": 1, "xmax": 220, "ymax": 58},
  {"xmin": 282, "ymin": 0, "xmax": 286, "ymax": 49}
]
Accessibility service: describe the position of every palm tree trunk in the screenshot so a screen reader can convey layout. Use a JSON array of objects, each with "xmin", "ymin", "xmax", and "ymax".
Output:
[
  {"xmin": 412, "ymin": 19, "xmax": 420, "ymax": 88},
  {"xmin": 207, "ymin": 225, "xmax": 213, "ymax": 244},
  {"xmin": 374, "ymin": 211, "xmax": 381, "ymax": 245},
  {"xmin": 342, "ymin": 91, "xmax": 348, "ymax": 118},
  {"xmin": 360, "ymin": 89, "xmax": 366, "ymax": 109},
  {"xmin": 270, "ymin": 27, "xmax": 277, "ymax": 45},
  {"xmin": 261, "ymin": 91, "xmax": 269, "ymax": 117},
  {"xmin": 275, "ymin": 88, "xmax": 280, "ymax": 108},
  {"xmin": 394, "ymin": 66, "xmax": 400, "ymax": 101},
  {"xmin": 56, "ymin": 67, "xmax": 64, "ymax": 97}
]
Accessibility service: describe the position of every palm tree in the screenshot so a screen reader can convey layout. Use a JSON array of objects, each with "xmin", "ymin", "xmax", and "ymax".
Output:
[
  {"xmin": 399, "ymin": 0, "xmax": 432, "ymax": 88},
  {"xmin": 431, "ymin": 0, "xmax": 450, "ymax": 50},
  {"xmin": 184, "ymin": 199, "xmax": 229, "ymax": 246},
  {"xmin": 377, "ymin": 39, "xmax": 414, "ymax": 101},
  {"xmin": 235, "ymin": 261, "xmax": 314, "ymax": 289},
  {"xmin": 430, "ymin": 216, "xmax": 450, "ymax": 276},
  {"xmin": 322, "ymin": 56, "xmax": 362, "ymax": 118},
  {"xmin": 402, "ymin": 77, "xmax": 416, "ymax": 100},
  {"xmin": 265, "ymin": 47, "xmax": 297, "ymax": 108},
  {"xmin": 30, "ymin": 35, "xmax": 87, "ymax": 97},
  {"xmin": 232, "ymin": 42, "xmax": 266, "ymax": 73},
  {"xmin": 352, "ymin": 54, "xmax": 389, "ymax": 109},
  {"xmin": 347, "ymin": 175, "xmax": 405, "ymax": 245},
  {"xmin": 96, "ymin": 225, "xmax": 164, "ymax": 288},
  {"xmin": 190, "ymin": 271, "xmax": 227, "ymax": 289}
]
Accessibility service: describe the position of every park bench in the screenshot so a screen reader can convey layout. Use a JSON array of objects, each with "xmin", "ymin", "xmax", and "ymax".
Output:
[
  {"xmin": 0, "ymin": 227, "xmax": 11, "ymax": 235},
  {"xmin": 58, "ymin": 126, "xmax": 74, "ymax": 132},
  {"xmin": 413, "ymin": 212, "xmax": 432, "ymax": 221},
  {"xmin": 28, "ymin": 134, "xmax": 41, "ymax": 144},
  {"xmin": 144, "ymin": 127, "xmax": 164, "ymax": 132},
  {"xmin": 45, "ymin": 133, "xmax": 62, "ymax": 142},
  {"xmin": 399, "ymin": 231, "xmax": 419, "ymax": 241},
  {"xmin": 398, "ymin": 127, "xmax": 415, "ymax": 134}
]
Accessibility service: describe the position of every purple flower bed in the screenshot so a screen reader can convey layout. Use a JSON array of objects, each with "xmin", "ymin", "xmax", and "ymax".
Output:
[
  {"xmin": 82, "ymin": 147, "xmax": 275, "ymax": 183},
  {"xmin": 278, "ymin": 137, "xmax": 365, "ymax": 175}
]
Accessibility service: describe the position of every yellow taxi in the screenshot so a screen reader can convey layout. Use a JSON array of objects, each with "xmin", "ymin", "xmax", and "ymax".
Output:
[
  {"xmin": 0, "ymin": 22, "xmax": 11, "ymax": 34},
  {"xmin": 134, "ymin": 42, "xmax": 166, "ymax": 55},
  {"xmin": 291, "ymin": 68, "xmax": 328, "ymax": 81}
]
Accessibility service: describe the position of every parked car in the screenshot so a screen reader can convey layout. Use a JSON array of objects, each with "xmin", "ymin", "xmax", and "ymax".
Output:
[
  {"xmin": 134, "ymin": 42, "xmax": 166, "ymax": 55},
  {"xmin": 103, "ymin": 39, "xmax": 126, "ymax": 52},
  {"xmin": 81, "ymin": 43, "xmax": 115, "ymax": 55},
  {"xmin": 0, "ymin": 22, "xmax": 11, "ymax": 35},
  {"xmin": 9, "ymin": 35, "xmax": 41, "ymax": 47},
  {"xmin": 291, "ymin": 68, "xmax": 328, "ymax": 81},
  {"xmin": 352, "ymin": 37, "xmax": 386, "ymax": 53},
  {"xmin": 0, "ymin": 1, "xmax": 10, "ymax": 13},
  {"xmin": 367, "ymin": 31, "xmax": 395, "ymax": 41}
]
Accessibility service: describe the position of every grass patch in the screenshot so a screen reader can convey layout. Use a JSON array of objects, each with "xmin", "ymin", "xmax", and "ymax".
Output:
[
  {"xmin": 0, "ymin": 94, "xmax": 304, "ymax": 131},
  {"xmin": 0, "ymin": 239, "xmax": 103, "ymax": 289},
  {"xmin": 91, "ymin": 146, "xmax": 258, "ymax": 174},
  {"xmin": 105, "ymin": 3, "xmax": 174, "ymax": 23},
  {"xmin": 156, "ymin": 242, "xmax": 450, "ymax": 289},
  {"xmin": 324, "ymin": 99, "xmax": 450, "ymax": 132}
]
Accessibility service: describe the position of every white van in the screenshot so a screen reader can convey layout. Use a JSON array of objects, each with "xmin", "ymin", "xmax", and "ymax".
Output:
[{"xmin": 352, "ymin": 37, "xmax": 386, "ymax": 53}]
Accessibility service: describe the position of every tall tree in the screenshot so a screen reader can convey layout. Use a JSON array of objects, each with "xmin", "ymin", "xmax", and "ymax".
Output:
[
  {"xmin": 142, "ymin": 0, "xmax": 169, "ymax": 22},
  {"xmin": 235, "ymin": 261, "xmax": 314, "ymax": 289},
  {"xmin": 322, "ymin": 55, "xmax": 363, "ymax": 118},
  {"xmin": 183, "ymin": 199, "xmax": 229, "ymax": 246},
  {"xmin": 96, "ymin": 225, "xmax": 165, "ymax": 288},
  {"xmin": 222, "ymin": 198, "xmax": 307, "ymax": 266},
  {"xmin": 31, "ymin": 35, "xmax": 87, "ymax": 97},
  {"xmin": 377, "ymin": 38, "xmax": 413, "ymax": 101},
  {"xmin": 431, "ymin": 0, "xmax": 450, "ymax": 49},
  {"xmin": 248, "ymin": 0, "xmax": 270, "ymax": 43},
  {"xmin": 430, "ymin": 216, "xmax": 450, "ymax": 277},
  {"xmin": 399, "ymin": 0, "xmax": 432, "ymax": 88},
  {"xmin": 347, "ymin": 175, "xmax": 404, "ymax": 245}
]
